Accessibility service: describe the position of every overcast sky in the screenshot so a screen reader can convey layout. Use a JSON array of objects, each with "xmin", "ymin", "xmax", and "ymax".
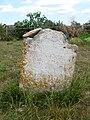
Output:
[{"xmin": 0, "ymin": 0, "xmax": 90, "ymax": 25}]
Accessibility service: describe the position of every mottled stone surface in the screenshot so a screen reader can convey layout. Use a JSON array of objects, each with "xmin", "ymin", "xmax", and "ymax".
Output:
[{"xmin": 20, "ymin": 29, "xmax": 78, "ymax": 91}]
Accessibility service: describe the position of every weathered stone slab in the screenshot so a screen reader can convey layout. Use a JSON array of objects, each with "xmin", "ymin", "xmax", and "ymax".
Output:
[
  {"xmin": 20, "ymin": 28, "xmax": 78, "ymax": 91},
  {"xmin": 23, "ymin": 28, "xmax": 42, "ymax": 38}
]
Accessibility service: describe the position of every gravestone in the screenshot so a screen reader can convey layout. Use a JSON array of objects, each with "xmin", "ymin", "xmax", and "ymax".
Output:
[{"xmin": 20, "ymin": 28, "xmax": 78, "ymax": 91}]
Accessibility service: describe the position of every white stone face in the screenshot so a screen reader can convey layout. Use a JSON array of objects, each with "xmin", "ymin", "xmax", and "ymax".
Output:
[{"xmin": 21, "ymin": 29, "xmax": 78, "ymax": 91}]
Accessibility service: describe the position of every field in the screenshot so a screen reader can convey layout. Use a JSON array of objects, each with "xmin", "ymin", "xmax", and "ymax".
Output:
[{"xmin": 0, "ymin": 40, "xmax": 90, "ymax": 120}]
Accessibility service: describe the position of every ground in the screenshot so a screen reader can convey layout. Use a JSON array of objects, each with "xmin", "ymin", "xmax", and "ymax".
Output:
[{"xmin": 0, "ymin": 40, "xmax": 90, "ymax": 120}]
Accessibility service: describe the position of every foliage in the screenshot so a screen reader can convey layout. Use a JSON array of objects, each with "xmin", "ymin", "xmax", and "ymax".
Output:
[
  {"xmin": 14, "ymin": 12, "xmax": 48, "ymax": 38},
  {"xmin": 0, "ymin": 23, "xmax": 6, "ymax": 40},
  {"xmin": 43, "ymin": 20, "xmax": 56, "ymax": 29},
  {"xmin": 83, "ymin": 20, "xmax": 90, "ymax": 33},
  {"xmin": 26, "ymin": 12, "xmax": 47, "ymax": 28},
  {"xmin": 13, "ymin": 19, "xmax": 89, "ymax": 39},
  {"xmin": 55, "ymin": 21, "xmax": 85, "ymax": 38},
  {"xmin": 0, "ymin": 24, "xmax": 19, "ymax": 41},
  {"xmin": 0, "ymin": 13, "xmax": 90, "ymax": 41}
]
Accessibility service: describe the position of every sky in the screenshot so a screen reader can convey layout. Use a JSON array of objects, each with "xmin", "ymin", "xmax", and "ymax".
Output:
[{"xmin": 0, "ymin": 0, "xmax": 90, "ymax": 25}]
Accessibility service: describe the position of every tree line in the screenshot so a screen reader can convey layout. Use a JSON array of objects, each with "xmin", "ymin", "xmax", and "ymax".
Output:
[{"xmin": 0, "ymin": 12, "xmax": 90, "ymax": 41}]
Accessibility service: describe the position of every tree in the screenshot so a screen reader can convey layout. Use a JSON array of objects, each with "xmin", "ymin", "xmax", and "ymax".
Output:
[
  {"xmin": 13, "ymin": 12, "xmax": 48, "ymax": 38},
  {"xmin": 71, "ymin": 20, "xmax": 81, "ymax": 28},
  {"xmin": 44, "ymin": 20, "xmax": 56, "ymax": 29},
  {"xmin": 26, "ymin": 12, "xmax": 47, "ymax": 28}
]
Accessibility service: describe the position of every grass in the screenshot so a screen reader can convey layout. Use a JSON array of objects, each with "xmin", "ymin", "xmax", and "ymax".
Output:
[
  {"xmin": 77, "ymin": 33, "xmax": 90, "ymax": 39},
  {"xmin": 0, "ymin": 40, "xmax": 90, "ymax": 120},
  {"xmin": 0, "ymin": 41, "xmax": 23, "ymax": 83},
  {"xmin": 68, "ymin": 33, "xmax": 90, "ymax": 46}
]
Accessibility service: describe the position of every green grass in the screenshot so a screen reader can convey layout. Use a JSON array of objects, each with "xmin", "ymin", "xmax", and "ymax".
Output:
[
  {"xmin": 77, "ymin": 33, "xmax": 90, "ymax": 39},
  {"xmin": 0, "ymin": 41, "xmax": 23, "ymax": 82},
  {"xmin": 0, "ymin": 41, "xmax": 90, "ymax": 120},
  {"xmin": 69, "ymin": 34, "xmax": 90, "ymax": 46}
]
